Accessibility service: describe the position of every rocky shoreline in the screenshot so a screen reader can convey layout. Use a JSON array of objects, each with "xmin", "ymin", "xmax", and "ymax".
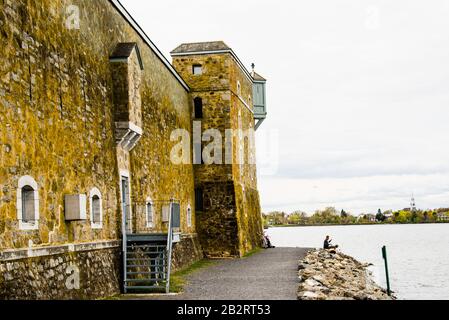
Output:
[{"xmin": 297, "ymin": 249, "xmax": 395, "ymax": 300}]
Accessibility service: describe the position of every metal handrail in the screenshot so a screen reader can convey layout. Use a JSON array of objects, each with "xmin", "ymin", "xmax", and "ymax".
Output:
[
  {"xmin": 165, "ymin": 200, "xmax": 174, "ymax": 293},
  {"xmin": 124, "ymin": 200, "xmax": 180, "ymax": 235},
  {"xmin": 122, "ymin": 199, "xmax": 179, "ymax": 293}
]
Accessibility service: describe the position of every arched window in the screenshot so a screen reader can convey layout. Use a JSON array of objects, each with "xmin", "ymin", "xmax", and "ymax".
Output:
[
  {"xmin": 194, "ymin": 97, "xmax": 203, "ymax": 119},
  {"xmin": 146, "ymin": 197, "xmax": 154, "ymax": 228},
  {"xmin": 89, "ymin": 187, "xmax": 103, "ymax": 229},
  {"xmin": 22, "ymin": 186, "xmax": 35, "ymax": 222},
  {"xmin": 92, "ymin": 196, "xmax": 101, "ymax": 222},
  {"xmin": 187, "ymin": 205, "xmax": 192, "ymax": 228},
  {"xmin": 17, "ymin": 175, "xmax": 39, "ymax": 230}
]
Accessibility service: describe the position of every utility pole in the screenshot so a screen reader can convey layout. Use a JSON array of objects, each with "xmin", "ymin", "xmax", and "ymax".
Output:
[{"xmin": 382, "ymin": 246, "xmax": 392, "ymax": 296}]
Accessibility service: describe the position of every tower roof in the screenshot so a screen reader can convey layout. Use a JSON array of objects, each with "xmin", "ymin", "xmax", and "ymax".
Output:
[
  {"xmin": 170, "ymin": 41, "xmax": 230, "ymax": 54},
  {"xmin": 171, "ymin": 41, "xmax": 264, "ymax": 84},
  {"xmin": 252, "ymin": 72, "xmax": 266, "ymax": 82},
  {"xmin": 110, "ymin": 42, "xmax": 144, "ymax": 70}
]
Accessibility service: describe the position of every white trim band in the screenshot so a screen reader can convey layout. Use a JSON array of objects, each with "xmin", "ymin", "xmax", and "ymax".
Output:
[{"xmin": 0, "ymin": 240, "xmax": 121, "ymax": 262}]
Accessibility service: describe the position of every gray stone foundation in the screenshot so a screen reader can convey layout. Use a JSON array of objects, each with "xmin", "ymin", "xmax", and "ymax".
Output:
[
  {"xmin": 0, "ymin": 241, "xmax": 121, "ymax": 300},
  {"xmin": 171, "ymin": 233, "xmax": 204, "ymax": 272},
  {"xmin": 0, "ymin": 236, "xmax": 204, "ymax": 299}
]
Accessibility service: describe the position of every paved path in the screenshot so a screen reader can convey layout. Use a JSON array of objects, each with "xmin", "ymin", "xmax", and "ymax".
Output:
[{"xmin": 132, "ymin": 247, "xmax": 309, "ymax": 300}]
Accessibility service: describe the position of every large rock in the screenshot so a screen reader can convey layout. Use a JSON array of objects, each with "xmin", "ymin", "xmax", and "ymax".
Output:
[{"xmin": 297, "ymin": 249, "xmax": 395, "ymax": 300}]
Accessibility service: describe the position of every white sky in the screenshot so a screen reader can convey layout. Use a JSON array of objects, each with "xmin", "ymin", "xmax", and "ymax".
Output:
[{"xmin": 120, "ymin": 0, "xmax": 449, "ymax": 215}]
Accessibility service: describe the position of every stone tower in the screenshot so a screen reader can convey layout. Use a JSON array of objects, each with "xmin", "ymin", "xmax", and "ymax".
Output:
[{"xmin": 171, "ymin": 41, "xmax": 266, "ymax": 257}]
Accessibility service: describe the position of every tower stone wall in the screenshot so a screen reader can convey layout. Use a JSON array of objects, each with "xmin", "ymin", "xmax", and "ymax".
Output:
[{"xmin": 172, "ymin": 44, "xmax": 264, "ymax": 257}]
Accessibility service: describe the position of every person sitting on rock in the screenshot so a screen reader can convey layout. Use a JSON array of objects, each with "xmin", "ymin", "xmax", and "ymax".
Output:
[{"xmin": 323, "ymin": 235, "xmax": 338, "ymax": 250}]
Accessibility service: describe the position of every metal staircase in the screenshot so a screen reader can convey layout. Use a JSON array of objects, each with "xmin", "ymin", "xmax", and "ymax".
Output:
[
  {"xmin": 124, "ymin": 233, "xmax": 169, "ymax": 292},
  {"xmin": 123, "ymin": 200, "xmax": 178, "ymax": 294}
]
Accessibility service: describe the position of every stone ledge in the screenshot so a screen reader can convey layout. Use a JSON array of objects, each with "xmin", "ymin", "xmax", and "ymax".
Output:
[
  {"xmin": 0, "ymin": 240, "xmax": 121, "ymax": 262},
  {"xmin": 180, "ymin": 233, "xmax": 199, "ymax": 239}
]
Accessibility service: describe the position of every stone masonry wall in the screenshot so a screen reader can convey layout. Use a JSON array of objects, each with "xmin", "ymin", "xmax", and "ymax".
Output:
[
  {"xmin": 234, "ymin": 185, "xmax": 263, "ymax": 254},
  {"xmin": 110, "ymin": 47, "xmax": 143, "ymax": 128},
  {"xmin": 0, "ymin": 0, "xmax": 195, "ymax": 249},
  {"xmin": 192, "ymin": 89, "xmax": 233, "ymax": 185},
  {"xmin": 195, "ymin": 182, "xmax": 239, "ymax": 257},
  {"xmin": 229, "ymin": 60, "xmax": 263, "ymax": 255},
  {"xmin": 171, "ymin": 233, "xmax": 203, "ymax": 272},
  {"xmin": 172, "ymin": 51, "xmax": 263, "ymax": 257},
  {"xmin": 0, "ymin": 0, "xmax": 122, "ymax": 249},
  {"xmin": 173, "ymin": 53, "xmax": 234, "ymax": 185},
  {"xmin": 0, "ymin": 0, "xmax": 200, "ymax": 299},
  {"xmin": 0, "ymin": 243, "xmax": 121, "ymax": 300},
  {"xmin": 172, "ymin": 53, "xmax": 232, "ymax": 92}
]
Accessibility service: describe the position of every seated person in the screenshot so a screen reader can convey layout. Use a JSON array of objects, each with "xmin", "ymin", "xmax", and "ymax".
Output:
[
  {"xmin": 263, "ymin": 232, "xmax": 275, "ymax": 248},
  {"xmin": 323, "ymin": 235, "xmax": 338, "ymax": 249},
  {"xmin": 262, "ymin": 234, "xmax": 268, "ymax": 248}
]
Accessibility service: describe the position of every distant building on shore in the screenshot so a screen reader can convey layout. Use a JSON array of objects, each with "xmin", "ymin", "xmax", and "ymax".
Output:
[
  {"xmin": 357, "ymin": 214, "xmax": 376, "ymax": 222},
  {"xmin": 436, "ymin": 212, "xmax": 449, "ymax": 222},
  {"xmin": 383, "ymin": 212, "xmax": 393, "ymax": 221}
]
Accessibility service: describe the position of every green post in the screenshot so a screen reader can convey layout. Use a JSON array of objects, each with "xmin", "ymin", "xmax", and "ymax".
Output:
[{"xmin": 381, "ymin": 245, "xmax": 391, "ymax": 296}]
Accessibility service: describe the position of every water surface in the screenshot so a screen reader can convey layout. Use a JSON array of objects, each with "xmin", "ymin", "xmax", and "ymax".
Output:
[{"xmin": 267, "ymin": 223, "xmax": 449, "ymax": 299}]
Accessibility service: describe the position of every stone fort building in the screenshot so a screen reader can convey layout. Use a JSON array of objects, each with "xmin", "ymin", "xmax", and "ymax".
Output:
[{"xmin": 0, "ymin": 0, "xmax": 267, "ymax": 299}]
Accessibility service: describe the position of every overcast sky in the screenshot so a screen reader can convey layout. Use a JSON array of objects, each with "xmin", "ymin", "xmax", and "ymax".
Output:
[{"xmin": 121, "ymin": 0, "xmax": 449, "ymax": 215}]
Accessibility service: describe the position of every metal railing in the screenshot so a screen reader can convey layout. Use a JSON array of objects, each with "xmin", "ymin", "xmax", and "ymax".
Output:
[
  {"xmin": 122, "ymin": 200, "xmax": 180, "ymax": 235},
  {"xmin": 122, "ymin": 199, "xmax": 180, "ymax": 294}
]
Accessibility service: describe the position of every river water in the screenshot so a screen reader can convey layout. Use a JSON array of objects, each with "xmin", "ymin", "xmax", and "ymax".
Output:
[{"xmin": 266, "ymin": 223, "xmax": 449, "ymax": 300}]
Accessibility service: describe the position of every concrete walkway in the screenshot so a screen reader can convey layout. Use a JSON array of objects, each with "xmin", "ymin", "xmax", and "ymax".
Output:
[{"xmin": 133, "ymin": 247, "xmax": 309, "ymax": 300}]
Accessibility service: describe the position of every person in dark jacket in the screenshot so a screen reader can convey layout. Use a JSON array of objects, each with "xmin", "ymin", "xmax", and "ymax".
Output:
[
  {"xmin": 323, "ymin": 235, "xmax": 338, "ymax": 249},
  {"xmin": 263, "ymin": 232, "xmax": 275, "ymax": 248}
]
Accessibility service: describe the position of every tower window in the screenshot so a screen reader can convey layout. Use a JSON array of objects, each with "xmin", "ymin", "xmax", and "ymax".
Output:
[
  {"xmin": 195, "ymin": 188, "xmax": 204, "ymax": 211},
  {"xmin": 187, "ymin": 205, "xmax": 192, "ymax": 227},
  {"xmin": 22, "ymin": 186, "xmax": 36, "ymax": 223},
  {"xmin": 92, "ymin": 196, "xmax": 101, "ymax": 223},
  {"xmin": 194, "ymin": 97, "xmax": 203, "ymax": 118},
  {"xmin": 146, "ymin": 198, "xmax": 154, "ymax": 228},
  {"xmin": 89, "ymin": 187, "xmax": 103, "ymax": 229},
  {"xmin": 17, "ymin": 175, "xmax": 39, "ymax": 230},
  {"xmin": 192, "ymin": 64, "xmax": 202, "ymax": 75}
]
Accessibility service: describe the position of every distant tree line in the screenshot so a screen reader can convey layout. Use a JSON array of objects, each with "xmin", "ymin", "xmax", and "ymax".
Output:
[{"xmin": 262, "ymin": 207, "xmax": 449, "ymax": 227}]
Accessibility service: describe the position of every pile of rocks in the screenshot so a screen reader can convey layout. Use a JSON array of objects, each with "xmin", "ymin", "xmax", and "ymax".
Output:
[{"xmin": 297, "ymin": 249, "xmax": 395, "ymax": 300}]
